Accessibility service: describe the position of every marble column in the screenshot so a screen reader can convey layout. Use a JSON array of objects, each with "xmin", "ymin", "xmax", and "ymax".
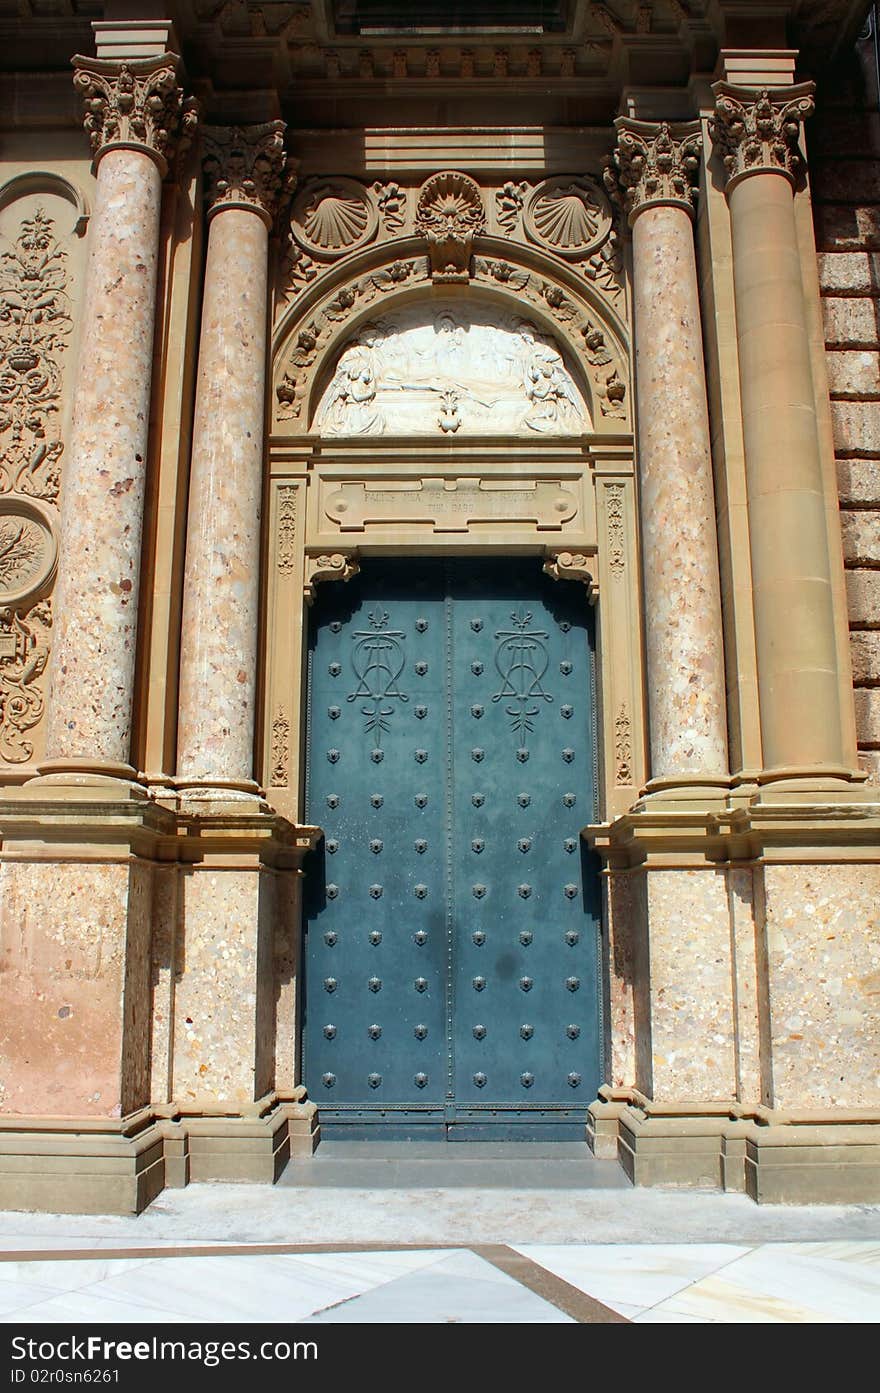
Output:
[
  {"xmin": 606, "ymin": 121, "xmax": 729, "ymax": 791},
  {"xmin": 40, "ymin": 56, "xmax": 197, "ymax": 784},
  {"xmin": 176, "ymin": 124, "xmax": 288, "ymax": 796},
  {"xmin": 711, "ymin": 84, "xmax": 851, "ymax": 780}
]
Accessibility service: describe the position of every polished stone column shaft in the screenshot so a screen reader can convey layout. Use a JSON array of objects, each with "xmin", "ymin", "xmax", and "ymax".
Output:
[
  {"xmin": 607, "ymin": 120, "xmax": 729, "ymax": 788},
  {"xmin": 712, "ymin": 83, "xmax": 847, "ymax": 776},
  {"xmin": 43, "ymin": 56, "xmax": 193, "ymax": 781},
  {"xmin": 176, "ymin": 124, "xmax": 287, "ymax": 794}
]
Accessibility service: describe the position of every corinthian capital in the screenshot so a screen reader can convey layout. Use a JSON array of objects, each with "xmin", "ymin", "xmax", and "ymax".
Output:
[
  {"xmin": 710, "ymin": 82, "xmax": 815, "ymax": 190},
  {"xmin": 72, "ymin": 54, "xmax": 199, "ymax": 177},
  {"xmin": 603, "ymin": 119, "xmax": 702, "ymax": 225},
  {"xmin": 202, "ymin": 124, "xmax": 294, "ymax": 227}
]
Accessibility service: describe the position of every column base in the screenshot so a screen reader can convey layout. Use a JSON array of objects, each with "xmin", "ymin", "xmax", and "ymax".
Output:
[
  {"xmin": 587, "ymin": 1090, "xmax": 880, "ymax": 1203},
  {"xmin": 175, "ymin": 778, "xmax": 266, "ymax": 804},
  {"xmin": 29, "ymin": 757, "xmax": 148, "ymax": 800},
  {"xmin": 0, "ymin": 1092, "xmax": 321, "ymax": 1215}
]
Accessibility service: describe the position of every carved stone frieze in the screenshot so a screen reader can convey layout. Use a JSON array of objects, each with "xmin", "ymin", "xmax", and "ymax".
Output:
[
  {"xmin": 604, "ymin": 120, "xmax": 702, "ymax": 224},
  {"xmin": 524, "ymin": 176, "xmax": 613, "ymax": 259},
  {"xmin": 271, "ymin": 707, "xmax": 290, "ymax": 784},
  {"xmin": 496, "ymin": 180, "xmax": 528, "ymax": 236},
  {"xmin": 203, "ymin": 122, "xmax": 292, "ymax": 224},
  {"xmin": 605, "ymin": 484, "xmax": 626, "ymax": 576},
  {"xmin": 0, "ymin": 208, "xmax": 71, "ymax": 504},
  {"xmin": 304, "ymin": 552, "xmax": 360, "ymax": 603},
  {"xmin": 291, "ymin": 177, "xmax": 378, "ymax": 258},
  {"xmin": 614, "ymin": 703, "xmax": 633, "ymax": 783},
  {"xmin": 72, "ymin": 54, "xmax": 198, "ymax": 176},
  {"xmin": 710, "ymin": 83, "xmax": 816, "ymax": 189},
  {"xmin": 415, "ymin": 171, "xmax": 485, "ymax": 283},
  {"xmin": 0, "ymin": 597, "xmax": 52, "ymax": 764},
  {"xmin": 276, "ymin": 486, "xmax": 298, "ymax": 572}
]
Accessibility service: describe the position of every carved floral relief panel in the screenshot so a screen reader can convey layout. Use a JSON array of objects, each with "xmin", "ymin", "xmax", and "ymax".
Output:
[{"xmin": 0, "ymin": 184, "xmax": 86, "ymax": 768}]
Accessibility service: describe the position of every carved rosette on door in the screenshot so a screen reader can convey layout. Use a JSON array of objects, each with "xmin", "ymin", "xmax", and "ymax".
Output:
[{"xmin": 303, "ymin": 558, "xmax": 602, "ymax": 1138}]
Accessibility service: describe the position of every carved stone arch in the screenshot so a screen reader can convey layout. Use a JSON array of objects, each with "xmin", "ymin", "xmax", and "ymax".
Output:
[
  {"xmin": 271, "ymin": 237, "xmax": 631, "ymax": 436},
  {"xmin": 0, "ymin": 172, "xmax": 90, "ymax": 236}
]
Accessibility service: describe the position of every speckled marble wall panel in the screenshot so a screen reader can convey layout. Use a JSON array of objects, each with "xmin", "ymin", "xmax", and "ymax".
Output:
[
  {"xmin": 605, "ymin": 871, "xmax": 638, "ymax": 1088},
  {"xmin": 644, "ymin": 868, "xmax": 737, "ymax": 1100},
  {"xmin": 728, "ymin": 867, "xmax": 761, "ymax": 1106},
  {"xmin": 176, "ymin": 208, "xmax": 269, "ymax": 786},
  {"xmin": 149, "ymin": 863, "xmax": 180, "ymax": 1105},
  {"xmin": 173, "ymin": 866, "xmax": 273, "ymax": 1105},
  {"xmin": 631, "ymin": 206, "xmax": 728, "ymax": 780},
  {"xmin": 273, "ymin": 870, "xmax": 301, "ymax": 1092},
  {"xmin": 0, "ymin": 859, "xmax": 142, "ymax": 1116},
  {"xmin": 120, "ymin": 859, "xmax": 153, "ymax": 1115},
  {"xmin": 46, "ymin": 148, "xmax": 162, "ymax": 766},
  {"xmin": 763, "ymin": 863, "xmax": 880, "ymax": 1109}
]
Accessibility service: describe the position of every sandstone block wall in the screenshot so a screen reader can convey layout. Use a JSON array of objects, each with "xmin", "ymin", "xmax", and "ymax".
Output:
[{"xmin": 814, "ymin": 37, "xmax": 880, "ymax": 783}]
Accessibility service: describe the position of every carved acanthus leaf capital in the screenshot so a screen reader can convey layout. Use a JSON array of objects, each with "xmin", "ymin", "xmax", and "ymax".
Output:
[
  {"xmin": 603, "ymin": 119, "xmax": 702, "ymax": 225},
  {"xmin": 202, "ymin": 123, "xmax": 294, "ymax": 226},
  {"xmin": 710, "ymin": 82, "xmax": 815, "ymax": 190},
  {"xmin": 72, "ymin": 54, "xmax": 198, "ymax": 177}
]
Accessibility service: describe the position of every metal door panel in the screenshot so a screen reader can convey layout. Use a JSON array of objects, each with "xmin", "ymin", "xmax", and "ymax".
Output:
[{"xmin": 304, "ymin": 558, "xmax": 601, "ymax": 1137}]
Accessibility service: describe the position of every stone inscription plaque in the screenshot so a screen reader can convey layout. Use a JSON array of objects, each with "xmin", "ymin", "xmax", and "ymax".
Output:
[{"xmin": 323, "ymin": 478, "xmax": 579, "ymax": 534}]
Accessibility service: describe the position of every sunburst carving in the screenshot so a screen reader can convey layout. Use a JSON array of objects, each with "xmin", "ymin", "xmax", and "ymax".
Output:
[
  {"xmin": 292, "ymin": 177, "xmax": 378, "ymax": 259},
  {"xmin": 524, "ymin": 176, "xmax": 613, "ymax": 260}
]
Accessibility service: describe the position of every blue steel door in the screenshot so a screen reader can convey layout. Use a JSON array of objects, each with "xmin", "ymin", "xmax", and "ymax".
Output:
[{"xmin": 303, "ymin": 558, "xmax": 601, "ymax": 1139}]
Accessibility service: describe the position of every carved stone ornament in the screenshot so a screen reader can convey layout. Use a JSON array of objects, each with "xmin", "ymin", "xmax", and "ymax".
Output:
[
  {"xmin": 305, "ymin": 551, "xmax": 360, "ymax": 603},
  {"xmin": 524, "ymin": 176, "xmax": 613, "ymax": 259},
  {"xmin": 543, "ymin": 552, "xmax": 598, "ymax": 600},
  {"xmin": 291, "ymin": 177, "xmax": 378, "ymax": 259},
  {"xmin": 416, "ymin": 171, "xmax": 486, "ymax": 283},
  {"xmin": 0, "ymin": 500, "xmax": 57, "ymax": 607},
  {"xmin": 0, "ymin": 596, "xmax": 52, "ymax": 764},
  {"xmin": 202, "ymin": 122, "xmax": 292, "ymax": 225},
  {"xmin": 0, "ymin": 207, "xmax": 72, "ymax": 503},
  {"xmin": 604, "ymin": 119, "xmax": 702, "ymax": 225},
  {"xmin": 710, "ymin": 82, "xmax": 816, "ymax": 189},
  {"xmin": 72, "ymin": 54, "xmax": 199, "ymax": 177}
]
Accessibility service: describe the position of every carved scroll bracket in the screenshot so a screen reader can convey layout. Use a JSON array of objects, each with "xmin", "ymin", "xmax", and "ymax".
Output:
[
  {"xmin": 543, "ymin": 550, "xmax": 598, "ymax": 602},
  {"xmin": 304, "ymin": 550, "xmax": 360, "ymax": 605}
]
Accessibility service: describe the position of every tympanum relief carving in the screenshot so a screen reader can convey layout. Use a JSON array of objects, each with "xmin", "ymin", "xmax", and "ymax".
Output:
[{"xmin": 313, "ymin": 305, "xmax": 589, "ymax": 437}]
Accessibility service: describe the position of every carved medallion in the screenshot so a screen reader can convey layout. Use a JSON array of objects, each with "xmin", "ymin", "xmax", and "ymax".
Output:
[
  {"xmin": 292, "ymin": 178, "xmax": 378, "ymax": 259},
  {"xmin": 0, "ymin": 500, "xmax": 56, "ymax": 607},
  {"xmin": 524, "ymin": 176, "xmax": 613, "ymax": 259}
]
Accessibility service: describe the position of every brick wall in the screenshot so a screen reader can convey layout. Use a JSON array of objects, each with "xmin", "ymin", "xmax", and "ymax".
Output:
[{"xmin": 813, "ymin": 27, "xmax": 880, "ymax": 783}]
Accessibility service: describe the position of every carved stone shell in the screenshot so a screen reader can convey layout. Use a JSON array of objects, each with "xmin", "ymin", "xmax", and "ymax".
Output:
[
  {"xmin": 524, "ymin": 176, "xmax": 613, "ymax": 259},
  {"xmin": 416, "ymin": 170, "xmax": 486, "ymax": 235},
  {"xmin": 292, "ymin": 177, "xmax": 378, "ymax": 259}
]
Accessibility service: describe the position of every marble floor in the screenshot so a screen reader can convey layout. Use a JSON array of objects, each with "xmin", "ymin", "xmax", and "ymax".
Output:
[{"xmin": 0, "ymin": 1239, "xmax": 878, "ymax": 1323}]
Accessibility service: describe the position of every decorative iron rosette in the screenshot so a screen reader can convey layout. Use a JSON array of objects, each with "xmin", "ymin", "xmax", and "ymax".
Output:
[
  {"xmin": 291, "ymin": 177, "xmax": 379, "ymax": 260},
  {"xmin": 523, "ymin": 175, "xmax": 613, "ymax": 260}
]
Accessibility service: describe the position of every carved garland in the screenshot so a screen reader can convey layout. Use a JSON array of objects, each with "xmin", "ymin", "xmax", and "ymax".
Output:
[{"xmin": 0, "ymin": 206, "xmax": 71, "ymax": 763}]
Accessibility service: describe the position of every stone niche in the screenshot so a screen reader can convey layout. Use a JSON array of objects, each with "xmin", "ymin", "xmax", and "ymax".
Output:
[{"xmin": 312, "ymin": 300, "xmax": 592, "ymax": 437}]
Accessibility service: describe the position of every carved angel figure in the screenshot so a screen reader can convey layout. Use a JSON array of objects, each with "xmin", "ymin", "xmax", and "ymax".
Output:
[
  {"xmin": 517, "ymin": 322, "xmax": 581, "ymax": 433},
  {"xmin": 320, "ymin": 329, "xmax": 385, "ymax": 435}
]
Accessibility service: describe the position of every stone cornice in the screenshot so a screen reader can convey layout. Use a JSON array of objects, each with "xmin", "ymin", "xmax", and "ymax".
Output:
[
  {"xmin": 710, "ymin": 81, "xmax": 816, "ymax": 191},
  {"xmin": 72, "ymin": 53, "xmax": 199, "ymax": 179},
  {"xmin": 202, "ymin": 122, "xmax": 294, "ymax": 228},
  {"xmin": 603, "ymin": 119, "xmax": 702, "ymax": 226}
]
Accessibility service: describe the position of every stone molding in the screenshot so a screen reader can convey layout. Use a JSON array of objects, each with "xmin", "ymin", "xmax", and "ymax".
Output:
[
  {"xmin": 72, "ymin": 53, "xmax": 199, "ymax": 178},
  {"xmin": 710, "ymin": 82, "xmax": 816, "ymax": 191},
  {"xmin": 202, "ymin": 122, "xmax": 293, "ymax": 228},
  {"xmin": 604, "ymin": 118, "xmax": 702, "ymax": 225}
]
